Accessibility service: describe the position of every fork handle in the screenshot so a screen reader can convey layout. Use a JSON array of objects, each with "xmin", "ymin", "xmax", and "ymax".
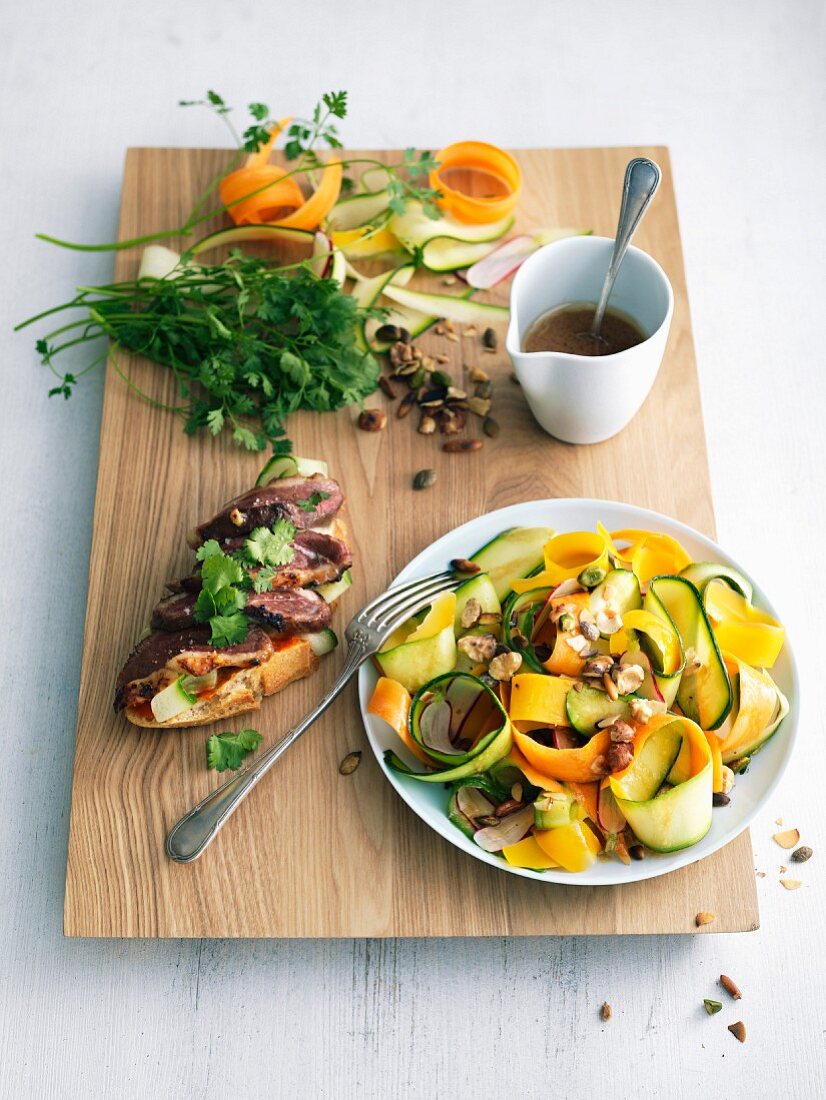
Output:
[{"xmin": 165, "ymin": 642, "xmax": 368, "ymax": 863}]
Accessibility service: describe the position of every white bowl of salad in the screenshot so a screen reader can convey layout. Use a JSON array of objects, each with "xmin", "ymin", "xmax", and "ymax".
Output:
[{"xmin": 358, "ymin": 499, "xmax": 798, "ymax": 885}]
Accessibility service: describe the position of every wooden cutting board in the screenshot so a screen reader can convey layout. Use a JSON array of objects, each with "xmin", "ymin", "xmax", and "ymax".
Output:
[{"xmin": 64, "ymin": 145, "xmax": 759, "ymax": 937}]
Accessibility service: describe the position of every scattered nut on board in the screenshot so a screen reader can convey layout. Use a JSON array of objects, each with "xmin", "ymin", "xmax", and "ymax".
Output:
[
  {"xmin": 338, "ymin": 751, "xmax": 362, "ymax": 776},
  {"xmin": 773, "ymin": 828, "xmax": 800, "ymax": 849},
  {"xmin": 695, "ymin": 911, "xmax": 716, "ymax": 927},
  {"xmin": 720, "ymin": 974, "xmax": 742, "ymax": 1000},
  {"xmin": 600, "ymin": 1002, "xmax": 612, "ymax": 1021},
  {"xmin": 780, "ymin": 879, "xmax": 802, "ymax": 890},
  {"xmin": 728, "ymin": 1021, "xmax": 747, "ymax": 1044},
  {"xmin": 791, "ymin": 846, "xmax": 813, "ymax": 863},
  {"xmin": 703, "ymin": 999, "xmax": 723, "ymax": 1015}
]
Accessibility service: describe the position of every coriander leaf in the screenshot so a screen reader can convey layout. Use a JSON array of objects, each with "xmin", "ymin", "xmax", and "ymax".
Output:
[
  {"xmin": 213, "ymin": 585, "xmax": 248, "ymax": 615},
  {"xmin": 200, "ymin": 550, "xmax": 246, "ymax": 593},
  {"xmin": 296, "ymin": 490, "xmax": 331, "ymax": 512},
  {"xmin": 248, "ymin": 101, "xmax": 269, "ymax": 121},
  {"xmin": 195, "ymin": 539, "xmax": 223, "ymax": 562},
  {"xmin": 206, "ymin": 728, "xmax": 263, "ymax": 772},
  {"xmin": 209, "ymin": 611, "xmax": 249, "ymax": 647},
  {"xmin": 252, "ymin": 566, "xmax": 276, "ymax": 594},
  {"xmin": 244, "ymin": 518, "xmax": 296, "ymax": 567},
  {"xmin": 193, "ymin": 587, "xmax": 217, "ymax": 621}
]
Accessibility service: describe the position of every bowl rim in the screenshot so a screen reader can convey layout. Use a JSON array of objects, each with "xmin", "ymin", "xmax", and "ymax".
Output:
[{"xmin": 357, "ymin": 497, "xmax": 799, "ymax": 887}]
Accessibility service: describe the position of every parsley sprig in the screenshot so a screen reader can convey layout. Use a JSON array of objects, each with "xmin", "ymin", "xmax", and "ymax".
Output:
[
  {"xmin": 388, "ymin": 148, "xmax": 442, "ymax": 219},
  {"xmin": 284, "ymin": 90, "xmax": 348, "ymax": 164},
  {"xmin": 206, "ymin": 728, "xmax": 263, "ymax": 772},
  {"xmin": 25, "ymin": 257, "xmax": 380, "ymax": 450}
]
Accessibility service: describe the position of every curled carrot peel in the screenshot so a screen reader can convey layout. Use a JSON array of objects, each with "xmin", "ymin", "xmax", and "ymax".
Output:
[
  {"xmin": 368, "ymin": 676, "xmax": 431, "ymax": 766},
  {"xmin": 513, "ymin": 728, "xmax": 612, "ymax": 784},
  {"xmin": 245, "ymin": 117, "xmax": 292, "ymax": 169},
  {"xmin": 220, "ymin": 166, "xmax": 306, "ymax": 225},
  {"xmin": 430, "ymin": 141, "xmax": 522, "ymax": 225},
  {"xmin": 219, "ymin": 114, "xmax": 343, "ymax": 231},
  {"xmin": 504, "ymin": 747, "xmax": 565, "ymax": 792},
  {"xmin": 569, "ymin": 780, "xmax": 600, "ymax": 825},
  {"xmin": 275, "ymin": 158, "xmax": 343, "ymax": 230}
]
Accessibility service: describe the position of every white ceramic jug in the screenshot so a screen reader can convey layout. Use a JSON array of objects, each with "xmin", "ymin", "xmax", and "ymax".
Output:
[{"xmin": 506, "ymin": 235, "xmax": 673, "ymax": 444}]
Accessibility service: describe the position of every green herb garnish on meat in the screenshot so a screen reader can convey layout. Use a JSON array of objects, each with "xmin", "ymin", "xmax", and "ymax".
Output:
[
  {"xmin": 296, "ymin": 491, "xmax": 331, "ymax": 512},
  {"xmin": 193, "ymin": 542, "xmax": 249, "ymax": 646},
  {"xmin": 242, "ymin": 518, "xmax": 297, "ymax": 569}
]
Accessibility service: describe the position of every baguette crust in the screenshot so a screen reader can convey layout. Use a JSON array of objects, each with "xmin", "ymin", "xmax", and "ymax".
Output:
[{"xmin": 125, "ymin": 636, "xmax": 319, "ymax": 729}]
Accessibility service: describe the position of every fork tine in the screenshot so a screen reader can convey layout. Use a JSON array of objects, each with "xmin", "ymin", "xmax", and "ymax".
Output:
[
  {"xmin": 361, "ymin": 573, "xmax": 454, "ymax": 626},
  {"xmin": 370, "ymin": 576, "xmax": 461, "ymax": 633},
  {"xmin": 357, "ymin": 570, "xmax": 453, "ymax": 620}
]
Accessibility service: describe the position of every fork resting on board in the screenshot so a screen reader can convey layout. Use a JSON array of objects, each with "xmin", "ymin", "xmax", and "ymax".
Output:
[{"xmin": 166, "ymin": 569, "xmax": 460, "ymax": 863}]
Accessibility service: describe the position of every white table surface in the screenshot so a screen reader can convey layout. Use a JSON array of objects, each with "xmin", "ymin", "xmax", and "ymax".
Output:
[{"xmin": 2, "ymin": 1, "xmax": 824, "ymax": 1096}]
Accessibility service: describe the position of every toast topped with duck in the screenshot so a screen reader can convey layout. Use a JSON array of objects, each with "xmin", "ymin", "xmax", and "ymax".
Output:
[{"xmin": 114, "ymin": 456, "xmax": 351, "ymax": 728}]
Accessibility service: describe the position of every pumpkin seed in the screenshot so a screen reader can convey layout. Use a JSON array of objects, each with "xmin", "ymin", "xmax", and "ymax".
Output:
[
  {"xmin": 339, "ymin": 751, "xmax": 362, "ymax": 775},
  {"xmin": 430, "ymin": 369, "xmax": 453, "ymax": 388},
  {"xmin": 412, "ymin": 468, "xmax": 437, "ymax": 491},
  {"xmin": 375, "ymin": 324, "xmax": 402, "ymax": 343}
]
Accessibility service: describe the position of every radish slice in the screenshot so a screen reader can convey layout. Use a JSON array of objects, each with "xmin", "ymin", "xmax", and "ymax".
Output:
[
  {"xmin": 418, "ymin": 697, "xmax": 458, "ymax": 755},
  {"xmin": 456, "ymin": 785, "xmax": 496, "ymax": 822},
  {"xmin": 598, "ymin": 784, "xmax": 627, "ymax": 833},
  {"xmin": 465, "ymin": 235, "xmax": 538, "ymax": 289},
  {"xmin": 466, "ymin": 228, "xmax": 592, "ymax": 289},
  {"xmin": 473, "ymin": 807, "xmax": 534, "ymax": 852},
  {"xmin": 310, "ymin": 231, "xmax": 335, "ymax": 279},
  {"xmin": 138, "ymin": 245, "xmax": 184, "ymax": 281}
]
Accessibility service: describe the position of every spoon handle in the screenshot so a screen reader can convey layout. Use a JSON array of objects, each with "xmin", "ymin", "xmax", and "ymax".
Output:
[{"xmin": 591, "ymin": 157, "xmax": 661, "ymax": 336}]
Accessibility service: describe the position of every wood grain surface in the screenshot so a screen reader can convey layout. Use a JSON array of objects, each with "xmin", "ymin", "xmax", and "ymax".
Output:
[{"xmin": 63, "ymin": 145, "xmax": 759, "ymax": 937}]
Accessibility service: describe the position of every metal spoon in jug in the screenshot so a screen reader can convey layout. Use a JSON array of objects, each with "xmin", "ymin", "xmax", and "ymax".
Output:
[{"xmin": 582, "ymin": 157, "xmax": 662, "ymax": 345}]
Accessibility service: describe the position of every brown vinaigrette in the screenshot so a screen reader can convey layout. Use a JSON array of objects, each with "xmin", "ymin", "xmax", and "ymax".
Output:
[{"xmin": 523, "ymin": 302, "xmax": 646, "ymax": 356}]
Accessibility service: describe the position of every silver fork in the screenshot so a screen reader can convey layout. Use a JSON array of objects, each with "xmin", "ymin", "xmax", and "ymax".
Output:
[{"xmin": 166, "ymin": 569, "xmax": 460, "ymax": 863}]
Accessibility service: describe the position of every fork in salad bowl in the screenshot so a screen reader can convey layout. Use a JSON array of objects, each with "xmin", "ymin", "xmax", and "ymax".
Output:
[{"xmin": 166, "ymin": 568, "xmax": 461, "ymax": 863}]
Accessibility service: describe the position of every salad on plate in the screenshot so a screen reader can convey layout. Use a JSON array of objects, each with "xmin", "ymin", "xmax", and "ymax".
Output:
[{"xmin": 367, "ymin": 523, "xmax": 788, "ymax": 874}]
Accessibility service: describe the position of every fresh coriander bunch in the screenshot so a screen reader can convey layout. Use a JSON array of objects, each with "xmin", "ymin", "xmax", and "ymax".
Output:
[{"xmin": 25, "ymin": 254, "xmax": 380, "ymax": 452}]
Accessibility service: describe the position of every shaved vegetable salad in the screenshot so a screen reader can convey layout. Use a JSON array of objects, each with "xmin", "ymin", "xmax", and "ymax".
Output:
[{"xmin": 368, "ymin": 525, "xmax": 788, "ymax": 873}]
